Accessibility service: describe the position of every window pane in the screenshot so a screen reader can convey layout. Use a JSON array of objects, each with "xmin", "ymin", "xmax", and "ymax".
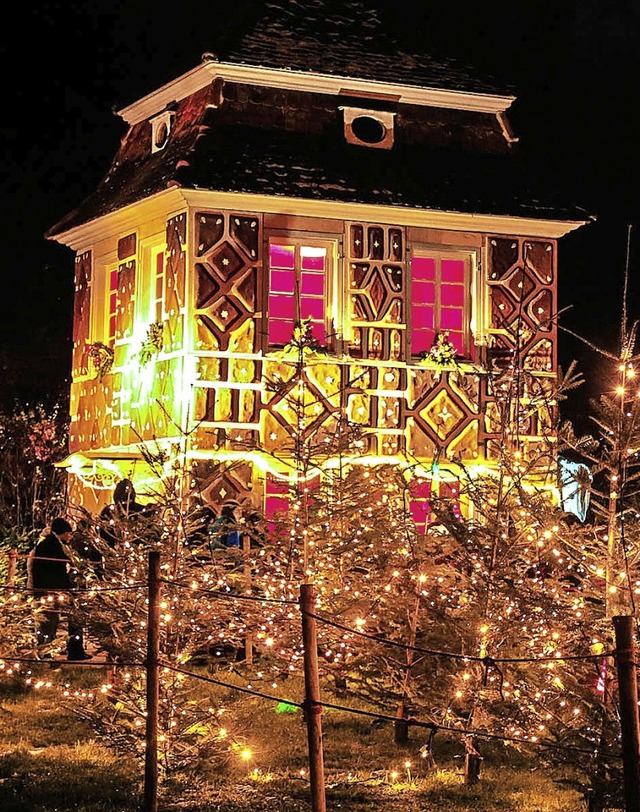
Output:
[
  {"xmin": 270, "ymin": 244, "xmax": 295, "ymax": 269},
  {"xmin": 448, "ymin": 331, "xmax": 465, "ymax": 355},
  {"xmin": 412, "ymin": 329, "xmax": 435, "ymax": 355},
  {"xmin": 270, "ymin": 268, "xmax": 295, "ymax": 294},
  {"xmin": 269, "ymin": 295, "xmax": 295, "ymax": 320},
  {"xmin": 440, "ymin": 284, "xmax": 464, "ymax": 307},
  {"xmin": 441, "ymin": 259, "xmax": 465, "ymax": 283},
  {"xmin": 409, "ymin": 480, "xmax": 432, "ymax": 534},
  {"xmin": 155, "ymin": 252, "xmax": 165, "ymax": 322},
  {"xmin": 412, "ymin": 256, "xmax": 436, "ymax": 281},
  {"xmin": 440, "ymin": 479, "xmax": 461, "ymax": 518},
  {"xmin": 107, "ymin": 269, "xmax": 118, "ymax": 342},
  {"xmin": 412, "ymin": 281, "xmax": 435, "ymax": 304},
  {"xmin": 311, "ymin": 321, "xmax": 326, "ymax": 343},
  {"xmin": 412, "ymin": 304, "xmax": 434, "ymax": 330},
  {"xmin": 301, "ymin": 247, "xmax": 326, "ymax": 271},
  {"xmin": 441, "ymin": 309, "xmax": 463, "ymax": 331},
  {"xmin": 300, "ymin": 272, "xmax": 325, "ymax": 295},
  {"xmin": 300, "ymin": 298, "xmax": 324, "ymax": 321},
  {"xmin": 265, "ymin": 477, "xmax": 289, "ymax": 532},
  {"xmin": 269, "ymin": 320, "xmax": 294, "ymax": 345}
]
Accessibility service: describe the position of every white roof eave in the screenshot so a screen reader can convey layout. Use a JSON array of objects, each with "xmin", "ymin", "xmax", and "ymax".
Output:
[{"xmin": 118, "ymin": 59, "xmax": 516, "ymax": 126}]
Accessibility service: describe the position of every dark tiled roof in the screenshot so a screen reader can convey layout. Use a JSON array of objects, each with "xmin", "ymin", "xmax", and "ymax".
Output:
[
  {"xmin": 180, "ymin": 124, "xmax": 589, "ymax": 221},
  {"xmin": 46, "ymin": 2, "xmax": 589, "ymax": 238},
  {"xmin": 221, "ymin": 0, "xmax": 515, "ymax": 97},
  {"xmin": 48, "ymin": 118, "xmax": 589, "ymax": 238}
]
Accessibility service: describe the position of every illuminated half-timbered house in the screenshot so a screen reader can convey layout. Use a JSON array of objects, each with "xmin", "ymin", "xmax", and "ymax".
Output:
[{"xmin": 47, "ymin": 1, "xmax": 590, "ymax": 522}]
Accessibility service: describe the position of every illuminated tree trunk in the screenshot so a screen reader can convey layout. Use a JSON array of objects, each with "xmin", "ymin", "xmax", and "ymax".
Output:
[{"xmin": 394, "ymin": 593, "xmax": 421, "ymax": 744}]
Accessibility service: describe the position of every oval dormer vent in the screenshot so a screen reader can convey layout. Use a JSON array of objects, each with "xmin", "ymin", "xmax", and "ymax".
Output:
[{"xmin": 341, "ymin": 107, "xmax": 395, "ymax": 150}]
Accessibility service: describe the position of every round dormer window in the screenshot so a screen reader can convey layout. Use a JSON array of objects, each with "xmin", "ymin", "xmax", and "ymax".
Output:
[
  {"xmin": 350, "ymin": 115, "xmax": 386, "ymax": 145},
  {"xmin": 154, "ymin": 121, "xmax": 169, "ymax": 150},
  {"xmin": 341, "ymin": 107, "xmax": 395, "ymax": 149}
]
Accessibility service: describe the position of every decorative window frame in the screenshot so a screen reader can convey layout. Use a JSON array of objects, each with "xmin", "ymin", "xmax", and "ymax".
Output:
[
  {"xmin": 408, "ymin": 244, "xmax": 483, "ymax": 361},
  {"xmin": 89, "ymin": 257, "xmax": 119, "ymax": 348},
  {"xmin": 264, "ymin": 231, "xmax": 342, "ymax": 353}
]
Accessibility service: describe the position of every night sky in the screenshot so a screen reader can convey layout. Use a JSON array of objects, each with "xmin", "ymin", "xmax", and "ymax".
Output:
[{"xmin": 1, "ymin": 1, "xmax": 638, "ymax": 430}]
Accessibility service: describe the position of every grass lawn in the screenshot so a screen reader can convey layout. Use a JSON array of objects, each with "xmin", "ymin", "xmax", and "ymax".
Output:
[{"xmin": 0, "ymin": 663, "xmax": 587, "ymax": 811}]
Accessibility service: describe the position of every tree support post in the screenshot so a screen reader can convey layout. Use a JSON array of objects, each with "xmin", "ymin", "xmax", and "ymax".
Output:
[
  {"xmin": 464, "ymin": 736, "xmax": 482, "ymax": 785},
  {"xmin": 613, "ymin": 615, "xmax": 640, "ymax": 812},
  {"xmin": 144, "ymin": 551, "xmax": 161, "ymax": 812},
  {"xmin": 7, "ymin": 548, "xmax": 17, "ymax": 586},
  {"xmin": 242, "ymin": 533, "xmax": 253, "ymax": 664},
  {"xmin": 300, "ymin": 582, "xmax": 326, "ymax": 812}
]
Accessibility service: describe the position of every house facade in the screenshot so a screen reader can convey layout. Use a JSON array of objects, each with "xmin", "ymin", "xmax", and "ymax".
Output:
[{"xmin": 47, "ymin": 2, "xmax": 590, "ymax": 522}]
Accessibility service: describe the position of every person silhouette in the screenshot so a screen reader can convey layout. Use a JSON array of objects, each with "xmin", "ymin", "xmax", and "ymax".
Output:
[
  {"xmin": 32, "ymin": 517, "xmax": 91, "ymax": 661},
  {"xmin": 208, "ymin": 503, "xmax": 241, "ymax": 551}
]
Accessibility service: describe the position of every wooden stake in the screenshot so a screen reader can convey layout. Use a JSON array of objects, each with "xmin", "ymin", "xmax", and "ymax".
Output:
[
  {"xmin": 143, "ymin": 551, "xmax": 161, "ymax": 812},
  {"xmin": 7, "ymin": 548, "xmax": 17, "ymax": 586},
  {"xmin": 300, "ymin": 583, "xmax": 326, "ymax": 812},
  {"xmin": 613, "ymin": 615, "xmax": 640, "ymax": 812},
  {"xmin": 242, "ymin": 534, "xmax": 253, "ymax": 665}
]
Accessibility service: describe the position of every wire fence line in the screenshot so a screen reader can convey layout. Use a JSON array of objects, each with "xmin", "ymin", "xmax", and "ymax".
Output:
[
  {"xmin": 0, "ymin": 559, "xmax": 627, "ymax": 767},
  {"xmin": 0, "ymin": 571, "xmax": 613, "ymax": 665},
  {"xmin": 0, "ymin": 646, "xmax": 622, "ymax": 762}
]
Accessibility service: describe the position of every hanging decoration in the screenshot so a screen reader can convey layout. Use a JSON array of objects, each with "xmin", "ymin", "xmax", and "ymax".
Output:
[
  {"xmin": 419, "ymin": 332, "xmax": 460, "ymax": 370},
  {"xmin": 86, "ymin": 341, "xmax": 114, "ymax": 381},
  {"xmin": 278, "ymin": 318, "xmax": 328, "ymax": 360},
  {"xmin": 139, "ymin": 321, "xmax": 164, "ymax": 364}
]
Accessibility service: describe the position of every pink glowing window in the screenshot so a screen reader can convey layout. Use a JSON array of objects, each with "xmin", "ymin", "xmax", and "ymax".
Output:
[
  {"xmin": 264, "ymin": 475, "xmax": 320, "ymax": 534},
  {"xmin": 408, "ymin": 479, "xmax": 433, "ymax": 535},
  {"xmin": 408, "ymin": 477, "xmax": 461, "ymax": 534},
  {"xmin": 410, "ymin": 252, "xmax": 472, "ymax": 358},
  {"xmin": 265, "ymin": 477, "xmax": 290, "ymax": 520},
  {"xmin": 268, "ymin": 241, "xmax": 329, "ymax": 347},
  {"xmin": 107, "ymin": 268, "xmax": 118, "ymax": 343}
]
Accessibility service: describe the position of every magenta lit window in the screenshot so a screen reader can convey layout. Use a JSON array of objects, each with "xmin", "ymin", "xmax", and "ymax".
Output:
[
  {"xmin": 410, "ymin": 256, "xmax": 436, "ymax": 356},
  {"xmin": 410, "ymin": 253, "xmax": 471, "ymax": 358},
  {"xmin": 408, "ymin": 479, "xmax": 433, "ymax": 535},
  {"xmin": 268, "ymin": 242, "xmax": 327, "ymax": 346},
  {"xmin": 265, "ymin": 477, "xmax": 289, "ymax": 517}
]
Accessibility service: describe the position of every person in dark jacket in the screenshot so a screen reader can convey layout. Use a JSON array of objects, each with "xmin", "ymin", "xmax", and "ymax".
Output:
[{"xmin": 32, "ymin": 517, "xmax": 91, "ymax": 661}]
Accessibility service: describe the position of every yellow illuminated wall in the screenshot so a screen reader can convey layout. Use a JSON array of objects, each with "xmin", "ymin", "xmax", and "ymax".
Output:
[{"xmin": 66, "ymin": 206, "xmax": 558, "ymax": 513}]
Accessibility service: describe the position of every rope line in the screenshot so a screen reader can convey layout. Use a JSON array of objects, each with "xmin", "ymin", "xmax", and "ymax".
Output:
[
  {"xmin": 158, "ymin": 577, "xmax": 298, "ymax": 605},
  {"xmin": 305, "ymin": 611, "xmax": 615, "ymax": 665},
  {"xmin": 0, "ymin": 583, "xmax": 148, "ymax": 594},
  {"xmin": 0, "ymin": 654, "xmax": 144, "ymax": 668},
  {"xmin": 158, "ymin": 660, "xmax": 622, "ymax": 761},
  {"xmin": 158, "ymin": 660, "xmax": 303, "ymax": 706},
  {"xmin": 0, "ymin": 651, "xmax": 623, "ymax": 762}
]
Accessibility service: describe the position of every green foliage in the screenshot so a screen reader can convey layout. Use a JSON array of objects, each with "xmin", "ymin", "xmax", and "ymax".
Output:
[{"xmin": 277, "ymin": 317, "xmax": 328, "ymax": 360}]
